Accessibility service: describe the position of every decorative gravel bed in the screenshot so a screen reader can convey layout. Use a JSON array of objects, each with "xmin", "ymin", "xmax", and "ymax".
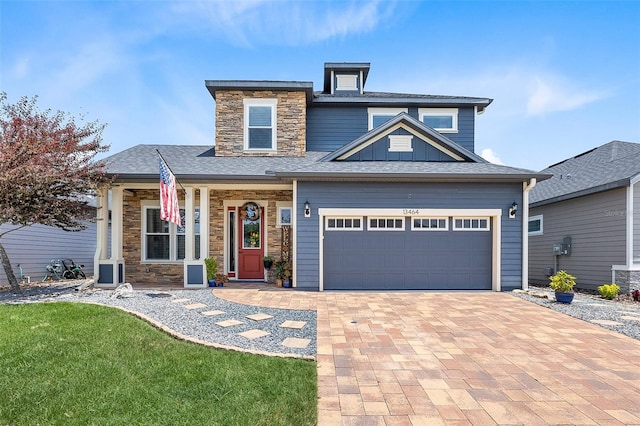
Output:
[
  {"xmin": 0, "ymin": 282, "xmax": 317, "ymax": 358},
  {"xmin": 512, "ymin": 287, "xmax": 640, "ymax": 341}
]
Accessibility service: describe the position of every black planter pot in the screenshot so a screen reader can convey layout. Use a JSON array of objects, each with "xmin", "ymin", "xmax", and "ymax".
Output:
[{"xmin": 263, "ymin": 261, "xmax": 273, "ymax": 270}]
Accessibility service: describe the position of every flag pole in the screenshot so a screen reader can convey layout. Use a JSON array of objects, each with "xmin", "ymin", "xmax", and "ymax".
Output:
[{"xmin": 156, "ymin": 149, "xmax": 186, "ymax": 191}]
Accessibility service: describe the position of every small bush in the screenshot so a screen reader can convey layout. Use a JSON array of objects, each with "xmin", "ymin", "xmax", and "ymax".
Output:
[
  {"xmin": 598, "ymin": 283, "xmax": 620, "ymax": 300},
  {"xmin": 632, "ymin": 289, "xmax": 640, "ymax": 302},
  {"xmin": 549, "ymin": 270, "xmax": 576, "ymax": 292}
]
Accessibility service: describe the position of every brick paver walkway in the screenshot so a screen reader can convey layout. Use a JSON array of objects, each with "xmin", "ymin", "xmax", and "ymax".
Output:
[{"xmin": 216, "ymin": 288, "xmax": 640, "ymax": 425}]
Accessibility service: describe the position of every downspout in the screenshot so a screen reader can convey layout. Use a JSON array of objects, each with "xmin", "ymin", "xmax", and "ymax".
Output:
[{"xmin": 522, "ymin": 178, "xmax": 537, "ymax": 290}]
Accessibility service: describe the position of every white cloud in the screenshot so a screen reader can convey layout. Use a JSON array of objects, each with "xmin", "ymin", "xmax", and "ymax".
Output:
[
  {"xmin": 480, "ymin": 148, "xmax": 504, "ymax": 165},
  {"xmin": 168, "ymin": 0, "xmax": 397, "ymax": 46},
  {"xmin": 526, "ymin": 75, "xmax": 609, "ymax": 116}
]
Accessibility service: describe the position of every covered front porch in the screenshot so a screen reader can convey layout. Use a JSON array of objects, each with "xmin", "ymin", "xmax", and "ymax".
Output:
[{"xmin": 94, "ymin": 183, "xmax": 295, "ymax": 288}]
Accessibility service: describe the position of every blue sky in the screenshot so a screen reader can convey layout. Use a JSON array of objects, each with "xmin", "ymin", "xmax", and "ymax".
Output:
[{"xmin": 2, "ymin": 0, "xmax": 639, "ymax": 171}]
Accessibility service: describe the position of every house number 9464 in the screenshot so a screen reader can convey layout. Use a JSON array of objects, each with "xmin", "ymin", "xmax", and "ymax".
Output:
[{"xmin": 403, "ymin": 209, "xmax": 420, "ymax": 215}]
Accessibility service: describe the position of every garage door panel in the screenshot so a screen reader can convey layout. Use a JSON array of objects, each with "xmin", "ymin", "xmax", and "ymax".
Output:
[{"xmin": 324, "ymin": 215, "xmax": 492, "ymax": 290}]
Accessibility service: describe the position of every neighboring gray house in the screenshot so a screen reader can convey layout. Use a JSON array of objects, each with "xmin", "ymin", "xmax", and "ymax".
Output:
[
  {"xmin": 97, "ymin": 62, "xmax": 547, "ymax": 291},
  {"xmin": 528, "ymin": 140, "xmax": 640, "ymax": 292},
  {"xmin": 0, "ymin": 222, "xmax": 96, "ymax": 285}
]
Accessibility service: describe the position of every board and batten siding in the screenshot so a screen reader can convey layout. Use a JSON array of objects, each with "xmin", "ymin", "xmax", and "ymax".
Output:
[
  {"xmin": 306, "ymin": 105, "xmax": 477, "ymax": 153},
  {"xmin": 0, "ymin": 222, "xmax": 96, "ymax": 285},
  {"xmin": 529, "ymin": 188, "xmax": 627, "ymax": 291},
  {"xmin": 296, "ymin": 181, "xmax": 523, "ymax": 290}
]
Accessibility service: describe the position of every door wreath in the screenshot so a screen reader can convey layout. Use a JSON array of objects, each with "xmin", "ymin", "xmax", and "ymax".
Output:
[{"xmin": 240, "ymin": 202, "xmax": 261, "ymax": 221}]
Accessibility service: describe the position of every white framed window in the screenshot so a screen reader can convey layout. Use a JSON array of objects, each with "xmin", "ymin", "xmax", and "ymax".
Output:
[
  {"xmin": 388, "ymin": 135, "xmax": 413, "ymax": 152},
  {"xmin": 368, "ymin": 217, "xmax": 405, "ymax": 231},
  {"xmin": 143, "ymin": 206, "xmax": 200, "ymax": 261},
  {"xmin": 453, "ymin": 217, "xmax": 490, "ymax": 231},
  {"xmin": 419, "ymin": 108, "xmax": 458, "ymax": 133},
  {"xmin": 367, "ymin": 107, "xmax": 408, "ymax": 130},
  {"xmin": 335, "ymin": 74, "xmax": 358, "ymax": 91},
  {"xmin": 244, "ymin": 98, "xmax": 277, "ymax": 151},
  {"xmin": 528, "ymin": 215, "xmax": 543, "ymax": 236},
  {"xmin": 412, "ymin": 217, "xmax": 448, "ymax": 231},
  {"xmin": 325, "ymin": 217, "xmax": 363, "ymax": 231},
  {"xmin": 278, "ymin": 206, "xmax": 292, "ymax": 226}
]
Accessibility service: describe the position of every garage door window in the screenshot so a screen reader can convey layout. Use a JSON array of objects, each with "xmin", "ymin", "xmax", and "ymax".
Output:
[
  {"xmin": 453, "ymin": 217, "xmax": 489, "ymax": 231},
  {"xmin": 326, "ymin": 217, "xmax": 363, "ymax": 230},
  {"xmin": 412, "ymin": 218, "xmax": 448, "ymax": 231},
  {"xmin": 369, "ymin": 217, "xmax": 405, "ymax": 231}
]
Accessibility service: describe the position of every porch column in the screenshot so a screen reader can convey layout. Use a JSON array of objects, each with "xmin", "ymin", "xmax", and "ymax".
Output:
[
  {"xmin": 183, "ymin": 187, "xmax": 206, "ymax": 287},
  {"xmin": 97, "ymin": 186, "xmax": 125, "ymax": 288},
  {"xmin": 199, "ymin": 186, "xmax": 210, "ymax": 259},
  {"xmin": 93, "ymin": 188, "xmax": 109, "ymax": 282}
]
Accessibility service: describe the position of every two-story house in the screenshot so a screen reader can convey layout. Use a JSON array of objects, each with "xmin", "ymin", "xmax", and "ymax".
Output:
[{"xmin": 96, "ymin": 62, "xmax": 547, "ymax": 291}]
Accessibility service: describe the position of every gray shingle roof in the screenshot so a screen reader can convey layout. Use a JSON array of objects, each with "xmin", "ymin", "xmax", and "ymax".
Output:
[
  {"xmin": 103, "ymin": 144, "xmax": 545, "ymax": 184},
  {"xmin": 530, "ymin": 141, "xmax": 640, "ymax": 205}
]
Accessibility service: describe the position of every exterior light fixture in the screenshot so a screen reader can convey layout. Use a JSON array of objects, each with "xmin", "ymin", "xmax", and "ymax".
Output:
[
  {"xmin": 509, "ymin": 201, "xmax": 518, "ymax": 219},
  {"xmin": 304, "ymin": 200, "xmax": 311, "ymax": 218}
]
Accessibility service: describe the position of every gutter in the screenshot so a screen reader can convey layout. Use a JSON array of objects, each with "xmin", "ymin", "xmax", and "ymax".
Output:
[{"xmin": 522, "ymin": 178, "xmax": 537, "ymax": 290}]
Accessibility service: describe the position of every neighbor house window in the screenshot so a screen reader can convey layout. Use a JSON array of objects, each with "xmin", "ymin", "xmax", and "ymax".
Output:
[
  {"xmin": 453, "ymin": 217, "xmax": 490, "ymax": 231},
  {"xmin": 144, "ymin": 207, "xmax": 200, "ymax": 261},
  {"xmin": 528, "ymin": 215, "xmax": 543, "ymax": 236},
  {"xmin": 367, "ymin": 108, "xmax": 408, "ymax": 130},
  {"xmin": 325, "ymin": 217, "xmax": 363, "ymax": 230},
  {"xmin": 412, "ymin": 218, "xmax": 448, "ymax": 231},
  {"xmin": 244, "ymin": 98, "xmax": 277, "ymax": 150},
  {"xmin": 368, "ymin": 217, "xmax": 405, "ymax": 231},
  {"xmin": 419, "ymin": 108, "xmax": 458, "ymax": 133}
]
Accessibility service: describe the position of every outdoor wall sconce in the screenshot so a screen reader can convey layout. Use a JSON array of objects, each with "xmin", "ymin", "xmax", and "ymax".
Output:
[
  {"xmin": 508, "ymin": 201, "xmax": 518, "ymax": 219},
  {"xmin": 304, "ymin": 200, "xmax": 311, "ymax": 218}
]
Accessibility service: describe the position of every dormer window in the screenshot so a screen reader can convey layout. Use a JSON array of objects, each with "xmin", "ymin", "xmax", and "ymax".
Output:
[
  {"xmin": 244, "ymin": 98, "xmax": 277, "ymax": 151},
  {"xmin": 368, "ymin": 108, "xmax": 408, "ymax": 130},
  {"xmin": 335, "ymin": 74, "xmax": 358, "ymax": 91},
  {"xmin": 419, "ymin": 108, "xmax": 458, "ymax": 133}
]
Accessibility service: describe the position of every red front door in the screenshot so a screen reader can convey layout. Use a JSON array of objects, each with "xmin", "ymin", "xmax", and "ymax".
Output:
[{"xmin": 238, "ymin": 206, "xmax": 264, "ymax": 279}]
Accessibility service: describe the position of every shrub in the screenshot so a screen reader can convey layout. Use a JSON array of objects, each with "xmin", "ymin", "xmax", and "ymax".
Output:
[
  {"xmin": 633, "ymin": 289, "xmax": 640, "ymax": 302},
  {"xmin": 598, "ymin": 283, "xmax": 620, "ymax": 300},
  {"xmin": 549, "ymin": 270, "xmax": 576, "ymax": 293}
]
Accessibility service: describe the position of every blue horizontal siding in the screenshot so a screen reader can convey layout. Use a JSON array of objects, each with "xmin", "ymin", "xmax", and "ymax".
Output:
[{"xmin": 295, "ymin": 182, "xmax": 523, "ymax": 290}]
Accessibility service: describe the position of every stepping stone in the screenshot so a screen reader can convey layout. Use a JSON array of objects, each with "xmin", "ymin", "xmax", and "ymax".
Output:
[
  {"xmin": 202, "ymin": 310, "xmax": 226, "ymax": 316},
  {"xmin": 238, "ymin": 329, "xmax": 271, "ymax": 340},
  {"xmin": 280, "ymin": 320, "xmax": 307, "ymax": 329},
  {"xmin": 585, "ymin": 303, "xmax": 607, "ymax": 307},
  {"xmin": 171, "ymin": 298, "xmax": 190, "ymax": 303},
  {"xmin": 216, "ymin": 319, "xmax": 244, "ymax": 328},
  {"xmin": 282, "ymin": 337, "xmax": 311, "ymax": 349},
  {"xmin": 621, "ymin": 316, "xmax": 640, "ymax": 322},
  {"xmin": 184, "ymin": 303, "xmax": 207, "ymax": 310},
  {"xmin": 246, "ymin": 313, "xmax": 273, "ymax": 321},
  {"xmin": 590, "ymin": 319, "xmax": 623, "ymax": 326},
  {"xmin": 620, "ymin": 311, "xmax": 640, "ymax": 316}
]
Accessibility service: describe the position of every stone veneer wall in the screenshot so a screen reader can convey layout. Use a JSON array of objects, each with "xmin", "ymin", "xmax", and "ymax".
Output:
[
  {"xmin": 121, "ymin": 188, "xmax": 292, "ymax": 285},
  {"xmin": 614, "ymin": 269, "xmax": 640, "ymax": 294},
  {"xmin": 214, "ymin": 90, "xmax": 306, "ymax": 157}
]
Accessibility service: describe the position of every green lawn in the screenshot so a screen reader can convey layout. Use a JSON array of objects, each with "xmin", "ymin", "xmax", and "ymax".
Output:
[{"xmin": 0, "ymin": 303, "xmax": 317, "ymax": 425}]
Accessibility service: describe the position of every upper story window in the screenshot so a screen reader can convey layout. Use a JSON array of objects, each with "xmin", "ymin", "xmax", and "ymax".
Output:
[
  {"xmin": 244, "ymin": 98, "xmax": 277, "ymax": 151},
  {"xmin": 528, "ymin": 215, "xmax": 543, "ymax": 236},
  {"xmin": 419, "ymin": 108, "xmax": 458, "ymax": 133},
  {"xmin": 367, "ymin": 108, "xmax": 408, "ymax": 130}
]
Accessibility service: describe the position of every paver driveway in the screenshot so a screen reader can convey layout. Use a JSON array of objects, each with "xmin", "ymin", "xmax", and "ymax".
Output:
[{"xmin": 218, "ymin": 289, "xmax": 640, "ymax": 425}]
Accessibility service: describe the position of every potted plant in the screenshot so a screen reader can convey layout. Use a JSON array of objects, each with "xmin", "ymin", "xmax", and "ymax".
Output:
[
  {"xmin": 215, "ymin": 273, "xmax": 229, "ymax": 287},
  {"xmin": 274, "ymin": 259, "xmax": 288, "ymax": 287},
  {"xmin": 281, "ymin": 260, "xmax": 293, "ymax": 288},
  {"xmin": 549, "ymin": 270, "xmax": 576, "ymax": 304},
  {"xmin": 263, "ymin": 256, "xmax": 274, "ymax": 270},
  {"xmin": 204, "ymin": 257, "xmax": 217, "ymax": 287}
]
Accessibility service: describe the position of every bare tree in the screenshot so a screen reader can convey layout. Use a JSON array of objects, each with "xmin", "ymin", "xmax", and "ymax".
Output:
[{"xmin": 0, "ymin": 93, "xmax": 111, "ymax": 292}]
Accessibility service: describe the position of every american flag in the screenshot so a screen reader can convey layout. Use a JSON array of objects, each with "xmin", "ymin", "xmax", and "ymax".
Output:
[{"xmin": 159, "ymin": 155, "xmax": 182, "ymax": 227}]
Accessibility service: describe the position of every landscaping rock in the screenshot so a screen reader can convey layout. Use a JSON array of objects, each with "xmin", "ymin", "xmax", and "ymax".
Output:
[{"xmin": 112, "ymin": 283, "xmax": 134, "ymax": 299}]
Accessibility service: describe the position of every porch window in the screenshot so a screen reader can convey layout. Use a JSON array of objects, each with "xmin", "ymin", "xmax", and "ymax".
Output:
[{"xmin": 144, "ymin": 207, "xmax": 200, "ymax": 261}]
